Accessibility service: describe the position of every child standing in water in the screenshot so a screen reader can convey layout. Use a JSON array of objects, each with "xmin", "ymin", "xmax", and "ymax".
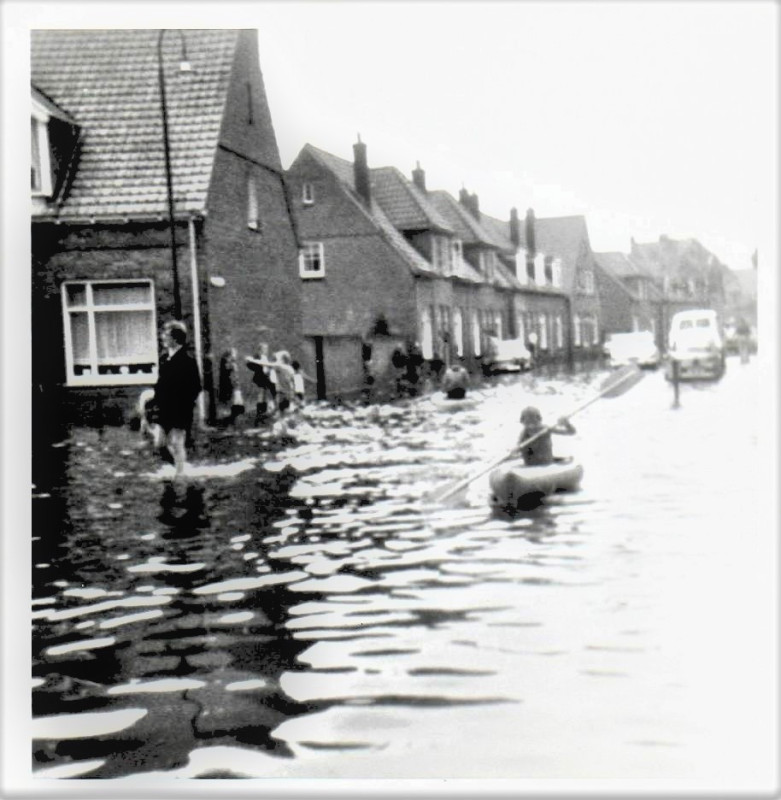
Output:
[{"xmin": 514, "ymin": 406, "xmax": 576, "ymax": 466}]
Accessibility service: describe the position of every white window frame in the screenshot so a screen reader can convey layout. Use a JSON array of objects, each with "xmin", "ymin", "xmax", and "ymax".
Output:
[
  {"xmin": 31, "ymin": 106, "xmax": 53, "ymax": 198},
  {"xmin": 302, "ymin": 182, "xmax": 315, "ymax": 205},
  {"xmin": 471, "ymin": 309, "xmax": 482, "ymax": 357},
  {"xmin": 538, "ymin": 312, "xmax": 548, "ymax": 350},
  {"xmin": 574, "ymin": 314, "xmax": 582, "ymax": 347},
  {"xmin": 299, "ymin": 242, "xmax": 325, "ymax": 279},
  {"xmin": 61, "ymin": 279, "xmax": 159, "ymax": 387},
  {"xmin": 247, "ymin": 175, "xmax": 261, "ymax": 232}
]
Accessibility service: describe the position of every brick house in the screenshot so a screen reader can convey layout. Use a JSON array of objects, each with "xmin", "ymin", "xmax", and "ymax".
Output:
[
  {"xmin": 593, "ymin": 251, "xmax": 664, "ymax": 347},
  {"xmin": 629, "ymin": 235, "xmax": 729, "ymax": 338},
  {"xmin": 31, "ymin": 29, "xmax": 301, "ymax": 432},
  {"xmin": 524, "ymin": 215, "xmax": 604, "ymax": 360},
  {"xmin": 480, "ymin": 208, "xmax": 571, "ymax": 366},
  {"xmin": 286, "ymin": 140, "xmax": 543, "ymax": 399}
]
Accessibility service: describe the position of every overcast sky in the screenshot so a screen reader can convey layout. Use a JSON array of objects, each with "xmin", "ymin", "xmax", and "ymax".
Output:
[{"xmin": 7, "ymin": 0, "xmax": 778, "ymax": 271}]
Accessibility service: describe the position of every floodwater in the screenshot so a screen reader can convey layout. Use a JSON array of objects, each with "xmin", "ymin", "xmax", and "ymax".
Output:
[{"xmin": 29, "ymin": 357, "xmax": 775, "ymax": 785}]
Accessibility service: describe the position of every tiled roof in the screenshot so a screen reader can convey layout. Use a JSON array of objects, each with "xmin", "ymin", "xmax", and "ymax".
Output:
[
  {"xmin": 31, "ymin": 29, "xmax": 240, "ymax": 220},
  {"xmin": 303, "ymin": 146, "xmax": 453, "ymax": 234},
  {"xmin": 370, "ymin": 168, "xmax": 453, "ymax": 233},
  {"xmin": 533, "ymin": 216, "xmax": 591, "ymax": 293},
  {"xmin": 478, "ymin": 213, "xmax": 515, "ymax": 252},
  {"xmin": 428, "ymin": 191, "xmax": 494, "ymax": 246},
  {"xmin": 594, "ymin": 251, "xmax": 643, "ymax": 278},
  {"xmin": 304, "ymin": 145, "xmax": 437, "ymax": 278}
]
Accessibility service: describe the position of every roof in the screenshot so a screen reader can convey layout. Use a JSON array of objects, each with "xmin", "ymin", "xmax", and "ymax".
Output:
[
  {"xmin": 304, "ymin": 145, "xmax": 437, "ymax": 279},
  {"xmin": 31, "ymin": 29, "xmax": 241, "ymax": 220},
  {"xmin": 532, "ymin": 216, "xmax": 591, "ymax": 293},
  {"xmin": 371, "ymin": 168, "xmax": 454, "ymax": 233},
  {"xmin": 428, "ymin": 191, "xmax": 494, "ymax": 246}
]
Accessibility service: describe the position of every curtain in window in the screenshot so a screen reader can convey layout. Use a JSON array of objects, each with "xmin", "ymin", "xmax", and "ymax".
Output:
[{"xmin": 95, "ymin": 310, "xmax": 154, "ymax": 363}]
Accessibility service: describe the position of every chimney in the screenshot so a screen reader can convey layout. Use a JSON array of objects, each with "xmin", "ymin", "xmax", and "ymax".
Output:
[
  {"xmin": 470, "ymin": 193, "xmax": 480, "ymax": 219},
  {"xmin": 412, "ymin": 161, "xmax": 426, "ymax": 192},
  {"xmin": 459, "ymin": 187, "xmax": 470, "ymax": 208},
  {"xmin": 509, "ymin": 207, "xmax": 520, "ymax": 247},
  {"xmin": 353, "ymin": 135, "xmax": 371, "ymax": 205},
  {"xmin": 525, "ymin": 208, "xmax": 536, "ymax": 256}
]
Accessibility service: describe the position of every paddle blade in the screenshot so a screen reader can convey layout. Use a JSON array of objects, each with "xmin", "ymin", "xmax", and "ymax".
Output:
[{"xmin": 599, "ymin": 364, "xmax": 645, "ymax": 398}]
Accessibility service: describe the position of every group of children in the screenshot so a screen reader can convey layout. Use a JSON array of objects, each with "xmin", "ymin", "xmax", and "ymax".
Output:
[{"xmin": 218, "ymin": 343, "xmax": 313, "ymax": 427}]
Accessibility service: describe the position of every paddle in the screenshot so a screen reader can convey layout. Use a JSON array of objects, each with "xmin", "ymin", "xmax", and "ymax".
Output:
[{"xmin": 426, "ymin": 364, "xmax": 645, "ymax": 505}]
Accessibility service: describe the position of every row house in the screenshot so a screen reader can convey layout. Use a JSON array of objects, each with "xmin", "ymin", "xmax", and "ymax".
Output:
[
  {"xmin": 286, "ymin": 139, "xmax": 576, "ymax": 400},
  {"xmin": 629, "ymin": 235, "xmax": 729, "ymax": 338},
  {"xmin": 593, "ymin": 251, "xmax": 664, "ymax": 349},
  {"xmin": 31, "ymin": 29, "xmax": 301, "ymax": 432}
]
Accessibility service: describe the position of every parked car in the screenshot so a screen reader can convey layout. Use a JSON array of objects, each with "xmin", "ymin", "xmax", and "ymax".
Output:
[
  {"xmin": 664, "ymin": 308, "xmax": 725, "ymax": 381},
  {"xmin": 484, "ymin": 336, "xmax": 533, "ymax": 374},
  {"xmin": 602, "ymin": 330, "xmax": 660, "ymax": 369}
]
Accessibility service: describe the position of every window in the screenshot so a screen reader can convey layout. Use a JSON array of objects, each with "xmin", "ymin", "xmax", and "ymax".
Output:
[
  {"xmin": 452, "ymin": 239, "xmax": 463, "ymax": 268},
  {"xmin": 302, "ymin": 182, "xmax": 315, "ymax": 205},
  {"xmin": 61, "ymin": 280, "xmax": 158, "ymax": 386},
  {"xmin": 526, "ymin": 257, "xmax": 535, "ymax": 283},
  {"xmin": 299, "ymin": 242, "xmax": 325, "ymax": 279},
  {"xmin": 247, "ymin": 175, "xmax": 261, "ymax": 232},
  {"xmin": 453, "ymin": 307, "xmax": 465, "ymax": 357},
  {"xmin": 555, "ymin": 315, "xmax": 564, "ymax": 349},
  {"xmin": 538, "ymin": 313, "xmax": 548, "ymax": 350},
  {"xmin": 544, "ymin": 256, "xmax": 553, "ymax": 285},
  {"xmin": 573, "ymin": 315, "xmax": 582, "ymax": 347},
  {"xmin": 471, "ymin": 309, "xmax": 482, "ymax": 357},
  {"xmin": 31, "ymin": 114, "xmax": 53, "ymax": 196},
  {"xmin": 421, "ymin": 307, "xmax": 434, "ymax": 360},
  {"xmin": 579, "ymin": 269, "xmax": 595, "ymax": 294}
]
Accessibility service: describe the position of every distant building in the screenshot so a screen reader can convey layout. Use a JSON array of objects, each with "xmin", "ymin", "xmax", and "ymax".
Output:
[
  {"xmin": 593, "ymin": 251, "xmax": 664, "ymax": 347},
  {"xmin": 31, "ymin": 29, "xmax": 301, "ymax": 430},
  {"xmin": 629, "ymin": 235, "xmax": 729, "ymax": 336}
]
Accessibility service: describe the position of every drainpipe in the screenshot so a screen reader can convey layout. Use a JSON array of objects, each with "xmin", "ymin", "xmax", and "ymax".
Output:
[{"xmin": 188, "ymin": 216, "xmax": 205, "ymax": 425}]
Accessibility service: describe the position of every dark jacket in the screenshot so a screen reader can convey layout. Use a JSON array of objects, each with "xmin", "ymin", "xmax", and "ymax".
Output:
[{"xmin": 154, "ymin": 346, "xmax": 201, "ymax": 432}]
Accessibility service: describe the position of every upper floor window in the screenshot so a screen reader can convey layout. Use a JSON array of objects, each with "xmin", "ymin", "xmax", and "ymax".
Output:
[
  {"xmin": 544, "ymin": 256, "xmax": 554, "ymax": 286},
  {"xmin": 299, "ymin": 242, "xmax": 325, "ymax": 279},
  {"xmin": 579, "ymin": 269, "xmax": 595, "ymax": 294},
  {"xmin": 526, "ymin": 257, "xmax": 535, "ymax": 283},
  {"xmin": 452, "ymin": 239, "xmax": 463, "ymax": 267},
  {"xmin": 247, "ymin": 175, "xmax": 262, "ymax": 232},
  {"xmin": 31, "ymin": 114, "xmax": 53, "ymax": 197},
  {"xmin": 302, "ymin": 182, "xmax": 315, "ymax": 205},
  {"xmin": 61, "ymin": 279, "xmax": 158, "ymax": 386}
]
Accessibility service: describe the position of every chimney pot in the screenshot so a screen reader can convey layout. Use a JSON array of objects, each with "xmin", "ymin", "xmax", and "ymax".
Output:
[
  {"xmin": 509, "ymin": 207, "xmax": 520, "ymax": 247},
  {"xmin": 412, "ymin": 161, "xmax": 426, "ymax": 192},
  {"xmin": 525, "ymin": 208, "xmax": 536, "ymax": 257},
  {"xmin": 353, "ymin": 137, "xmax": 371, "ymax": 205}
]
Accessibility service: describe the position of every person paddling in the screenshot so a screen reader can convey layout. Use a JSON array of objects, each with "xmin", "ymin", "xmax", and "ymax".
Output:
[{"xmin": 513, "ymin": 406, "xmax": 576, "ymax": 466}]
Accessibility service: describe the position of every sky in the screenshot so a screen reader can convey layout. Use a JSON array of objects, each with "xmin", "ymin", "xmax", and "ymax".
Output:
[
  {"xmin": 3, "ymin": 0, "xmax": 778, "ymax": 273},
  {"xmin": 248, "ymin": 0, "xmax": 777, "ymax": 272}
]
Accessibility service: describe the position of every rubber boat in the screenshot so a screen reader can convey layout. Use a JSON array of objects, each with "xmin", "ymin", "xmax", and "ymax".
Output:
[
  {"xmin": 430, "ymin": 392, "xmax": 479, "ymax": 412},
  {"xmin": 489, "ymin": 458, "xmax": 584, "ymax": 511}
]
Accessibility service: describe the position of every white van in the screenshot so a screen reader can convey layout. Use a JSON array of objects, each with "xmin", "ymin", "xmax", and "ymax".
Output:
[{"xmin": 665, "ymin": 308, "xmax": 725, "ymax": 380}]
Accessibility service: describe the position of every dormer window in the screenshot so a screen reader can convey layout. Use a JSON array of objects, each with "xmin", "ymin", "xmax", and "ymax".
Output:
[
  {"xmin": 31, "ymin": 88, "xmax": 80, "ymax": 203},
  {"xmin": 302, "ymin": 182, "xmax": 315, "ymax": 205},
  {"xmin": 31, "ymin": 113, "xmax": 53, "ymax": 197}
]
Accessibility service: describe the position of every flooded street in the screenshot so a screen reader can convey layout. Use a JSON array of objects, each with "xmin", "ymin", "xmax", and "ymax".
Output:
[{"xmin": 30, "ymin": 358, "xmax": 774, "ymax": 784}]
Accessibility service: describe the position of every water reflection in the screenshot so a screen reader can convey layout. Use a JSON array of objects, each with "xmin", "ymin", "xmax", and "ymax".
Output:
[{"xmin": 31, "ymin": 363, "xmax": 763, "ymax": 779}]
